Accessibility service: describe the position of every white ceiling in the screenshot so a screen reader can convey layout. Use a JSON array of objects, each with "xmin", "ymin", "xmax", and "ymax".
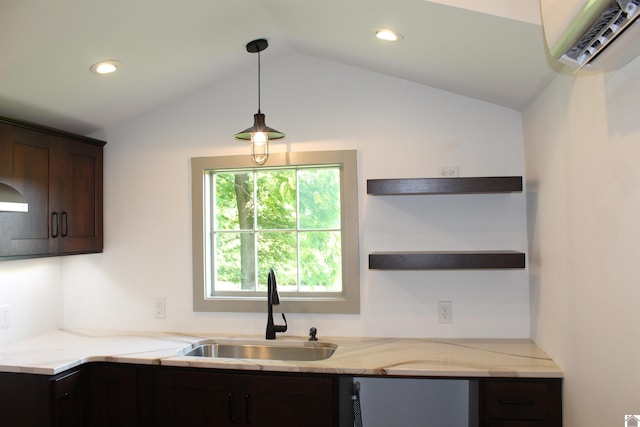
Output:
[{"xmin": 0, "ymin": 0, "xmax": 557, "ymax": 135}]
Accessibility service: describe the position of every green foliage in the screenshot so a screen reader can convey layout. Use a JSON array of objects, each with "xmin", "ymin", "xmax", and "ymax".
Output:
[
  {"xmin": 211, "ymin": 166, "xmax": 342, "ymax": 292},
  {"xmin": 299, "ymin": 168, "xmax": 340, "ymax": 230},
  {"xmin": 215, "ymin": 172, "xmax": 254, "ymax": 230},
  {"xmin": 257, "ymin": 170, "xmax": 296, "ymax": 229}
]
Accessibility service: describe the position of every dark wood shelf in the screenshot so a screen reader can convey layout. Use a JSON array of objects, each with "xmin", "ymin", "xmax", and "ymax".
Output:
[
  {"xmin": 367, "ymin": 176, "xmax": 525, "ymax": 270},
  {"xmin": 366, "ymin": 176, "xmax": 522, "ymax": 195},
  {"xmin": 369, "ymin": 251, "xmax": 525, "ymax": 270}
]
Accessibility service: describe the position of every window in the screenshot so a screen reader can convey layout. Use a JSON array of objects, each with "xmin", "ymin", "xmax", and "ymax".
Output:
[{"xmin": 192, "ymin": 150, "xmax": 359, "ymax": 313}]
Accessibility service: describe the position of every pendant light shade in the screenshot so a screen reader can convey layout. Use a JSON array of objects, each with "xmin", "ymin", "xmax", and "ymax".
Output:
[
  {"xmin": 234, "ymin": 38, "xmax": 285, "ymax": 165},
  {"xmin": 234, "ymin": 113, "xmax": 285, "ymax": 141},
  {"xmin": 0, "ymin": 183, "xmax": 28, "ymax": 212}
]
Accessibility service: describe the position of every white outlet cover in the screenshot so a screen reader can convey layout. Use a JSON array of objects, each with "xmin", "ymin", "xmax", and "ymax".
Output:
[
  {"xmin": 154, "ymin": 298, "xmax": 166, "ymax": 319},
  {"xmin": 438, "ymin": 301, "xmax": 453, "ymax": 324},
  {"xmin": 436, "ymin": 166, "xmax": 459, "ymax": 177},
  {"xmin": 0, "ymin": 305, "xmax": 9, "ymax": 329}
]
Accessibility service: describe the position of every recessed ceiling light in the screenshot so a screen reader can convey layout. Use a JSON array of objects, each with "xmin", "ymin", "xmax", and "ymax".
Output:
[
  {"xmin": 90, "ymin": 60, "xmax": 122, "ymax": 75},
  {"xmin": 375, "ymin": 28, "xmax": 403, "ymax": 42}
]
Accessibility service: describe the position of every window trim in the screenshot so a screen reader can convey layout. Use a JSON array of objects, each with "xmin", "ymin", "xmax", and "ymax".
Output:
[{"xmin": 192, "ymin": 150, "xmax": 360, "ymax": 314}]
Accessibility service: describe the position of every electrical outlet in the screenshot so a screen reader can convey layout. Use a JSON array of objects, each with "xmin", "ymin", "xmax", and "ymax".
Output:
[
  {"xmin": 0, "ymin": 305, "xmax": 10, "ymax": 329},
  {"xmin": 154, "ymin": 298, "xmax": 166, "ymax": 319},
  {"xmin": 437, "ymin": 166, "xmax": 459, "ymax": 177},
  {"xmin": 438, "ymin": 301, "xmax": 453, "ymax": 324}
]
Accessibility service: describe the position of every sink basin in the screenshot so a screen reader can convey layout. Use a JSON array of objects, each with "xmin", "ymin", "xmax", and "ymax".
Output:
[{"xmin": 180, "ymin": 340, "xmax": 337, "ymax": 361}]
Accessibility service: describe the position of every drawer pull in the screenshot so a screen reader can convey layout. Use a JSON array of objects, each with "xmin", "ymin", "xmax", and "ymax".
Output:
[
  {"xmin": 498, "ymin": 398, "xmax": 535, "ymax": 406},
  {"xmin": 245, "ymin": 393, "xmax": 251, "ymax": 424},
  {"xmin": 228, "ymin": 392, "xmax": 236, "ymax": 423}
]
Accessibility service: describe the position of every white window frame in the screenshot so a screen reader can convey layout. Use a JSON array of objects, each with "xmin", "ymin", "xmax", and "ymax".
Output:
[{"xmin": 192, "ymin": 150, "xmax": 360, "ymax": 314}]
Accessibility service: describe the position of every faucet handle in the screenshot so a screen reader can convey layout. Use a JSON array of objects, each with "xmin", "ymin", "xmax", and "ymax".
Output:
[{"xmin": 273, "ymin": 313, "xmax": 288, "ymax": 333}]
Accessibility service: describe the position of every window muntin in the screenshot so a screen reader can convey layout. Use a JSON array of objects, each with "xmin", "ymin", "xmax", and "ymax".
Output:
[{"xmin": 192, "ymin": 150, "xmax": 360, "ymax": 314}]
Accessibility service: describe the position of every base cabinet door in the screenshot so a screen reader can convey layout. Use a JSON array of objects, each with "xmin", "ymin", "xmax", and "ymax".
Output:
[
  {"xmin": 156, "ymin": 368, "xmax": 341, "ymax": 427},
  {"xmin": 51, "ymin": 369, "xmax": 87, "ymax": 427},
  {"xmin": 243, "ymin": 373, "xmax": 334, "ymax": 427},
  {"xmin": 156, "ymin": 369, "xmax": 239, "ymax": 427},
  {"xmin": 90, "ymin": 364, "xmax": 139, "ymax": 427}
]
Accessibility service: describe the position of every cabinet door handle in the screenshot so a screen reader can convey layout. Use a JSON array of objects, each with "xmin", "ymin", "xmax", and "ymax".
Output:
[
  {"xmin": 245, "ymin": 393, "xmax": 251, "ymax": 424},
  {"xmin": 228, "ymin": 392, "xmax": 236, "ymax": 423},
  {"xmin": 61, "ymin": 211, "xmax": 68, "ymax": 237},
  {"xmin": 51, "ymin": 212, "xmax": 59, "ymax": 238},
  {"xmin": 498, "ymin": 398, "xmax": 535, "ymax": 406},
  {"xmin": 59, "ymin": 392, "xmax": 70, "ymax": 401}
]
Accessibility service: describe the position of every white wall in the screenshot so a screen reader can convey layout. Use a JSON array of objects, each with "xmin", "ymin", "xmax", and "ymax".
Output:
[
  {"xmin": 60, "ymin": 54, "xmax": 529, "ymax": 338},
  {"xmin": 524, "ymin": 58, "xmax": 640, "ymax": 425},
  {"xmin": 0, "ymin": 257, "xmax": 63, "ymax": 346}
]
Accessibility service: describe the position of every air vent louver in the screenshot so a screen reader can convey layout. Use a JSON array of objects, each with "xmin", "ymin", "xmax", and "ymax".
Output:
[
  {"xmin": 542, "ymin": 0, "xmax": 640, "ymax": 71},
  {"xmin": 562, "ymin": 0, "xmax": 639, "ymax": 69}
]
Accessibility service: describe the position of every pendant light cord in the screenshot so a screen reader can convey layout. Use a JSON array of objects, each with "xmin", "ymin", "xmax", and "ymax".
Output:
[{"xmin": 257, "ymin": 49, "xmax": 261, "ymax": 114}]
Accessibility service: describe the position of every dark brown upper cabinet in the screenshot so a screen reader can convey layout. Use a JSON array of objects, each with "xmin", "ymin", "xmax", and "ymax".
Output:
[{"xmin": 0, "ymin": 116, "xmax": 106, "ymax": 260}]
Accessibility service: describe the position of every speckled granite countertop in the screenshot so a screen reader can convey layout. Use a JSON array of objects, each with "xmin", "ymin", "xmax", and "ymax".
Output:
[{"xmin": 0, "ymin": 329, "xmax": 562, "ymax": 378}]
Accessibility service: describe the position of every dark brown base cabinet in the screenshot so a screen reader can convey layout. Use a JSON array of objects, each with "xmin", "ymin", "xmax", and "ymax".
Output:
[
  {"xmin": 0, "ymin": 116, "xmax": 105, "ymax": 260},
  {"xmin": 0, "ymin": 364, "xmax": 561, "ymax": 427},
  {"xmin": 0, "ymin": 364, "xmax": 353, "ymax": 427}
]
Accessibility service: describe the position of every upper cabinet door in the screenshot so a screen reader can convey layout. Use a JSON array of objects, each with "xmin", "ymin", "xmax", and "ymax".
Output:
[
  {"xmin": 0, "ymin": 122, "xmax": 57, "ymax": 256},
  {"xmin": 56, "ymin": 137, "xmax": 103, "ymax": 254}
]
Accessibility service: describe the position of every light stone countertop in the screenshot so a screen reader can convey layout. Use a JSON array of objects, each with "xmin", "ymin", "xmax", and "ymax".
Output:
[{"xmin": 0, "ymin": 329, "xmax": 563, "ymax": 378}]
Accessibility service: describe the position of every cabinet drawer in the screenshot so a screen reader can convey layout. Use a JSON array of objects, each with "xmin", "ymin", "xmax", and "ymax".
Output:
[{"xmin": 483, "ymin": 380, "xmax": 552, "ymax": 421}]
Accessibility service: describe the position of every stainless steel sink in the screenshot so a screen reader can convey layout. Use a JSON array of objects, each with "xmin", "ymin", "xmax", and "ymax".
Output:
[{"xmin": 180, "ymin": 340, "xmax": 337, "ymax": 361}]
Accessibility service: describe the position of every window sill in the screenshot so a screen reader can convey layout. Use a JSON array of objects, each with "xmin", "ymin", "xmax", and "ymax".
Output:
[{"xmin": 194, "ymin": 296, "xmax": 359, "ymax": 314}]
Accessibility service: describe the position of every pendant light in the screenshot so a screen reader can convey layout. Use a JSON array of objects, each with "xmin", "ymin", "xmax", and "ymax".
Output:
[
  {"xmin": 234, "ymin": 39, "xmax": 284, "ymax": 165},
  {"xmin": 0, "ymin": 183, "xmax": 28, "ymax": 212}
]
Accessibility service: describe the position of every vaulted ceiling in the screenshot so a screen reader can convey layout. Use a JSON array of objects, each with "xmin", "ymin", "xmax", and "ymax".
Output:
[{"xmin": 0, "ymin": 0, "xmax": 557, "ymax": 135}]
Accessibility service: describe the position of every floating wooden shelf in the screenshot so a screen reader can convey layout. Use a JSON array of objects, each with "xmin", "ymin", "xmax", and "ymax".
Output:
[
  {"xmin": 367, "ymin": 176, "xmax": 525, "ymax": 271},
  {"xmin": 366, "ymin": 176, "xmax": 523, "ymax": 195},
  {"xmin": 369, "ymin": 251, "xmax": 526, "ymax": 270}
]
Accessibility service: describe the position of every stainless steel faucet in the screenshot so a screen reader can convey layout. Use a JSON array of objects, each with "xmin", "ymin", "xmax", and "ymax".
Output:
[{"xmin": 266, "ymin": 268, "xmax": 287, "ymax": 339}]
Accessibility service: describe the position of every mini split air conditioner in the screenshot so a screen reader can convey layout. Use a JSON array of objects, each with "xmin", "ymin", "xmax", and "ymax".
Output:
[{"xmin": 541, "ymin": 0, "xmax": 640, "ymax": 71}]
